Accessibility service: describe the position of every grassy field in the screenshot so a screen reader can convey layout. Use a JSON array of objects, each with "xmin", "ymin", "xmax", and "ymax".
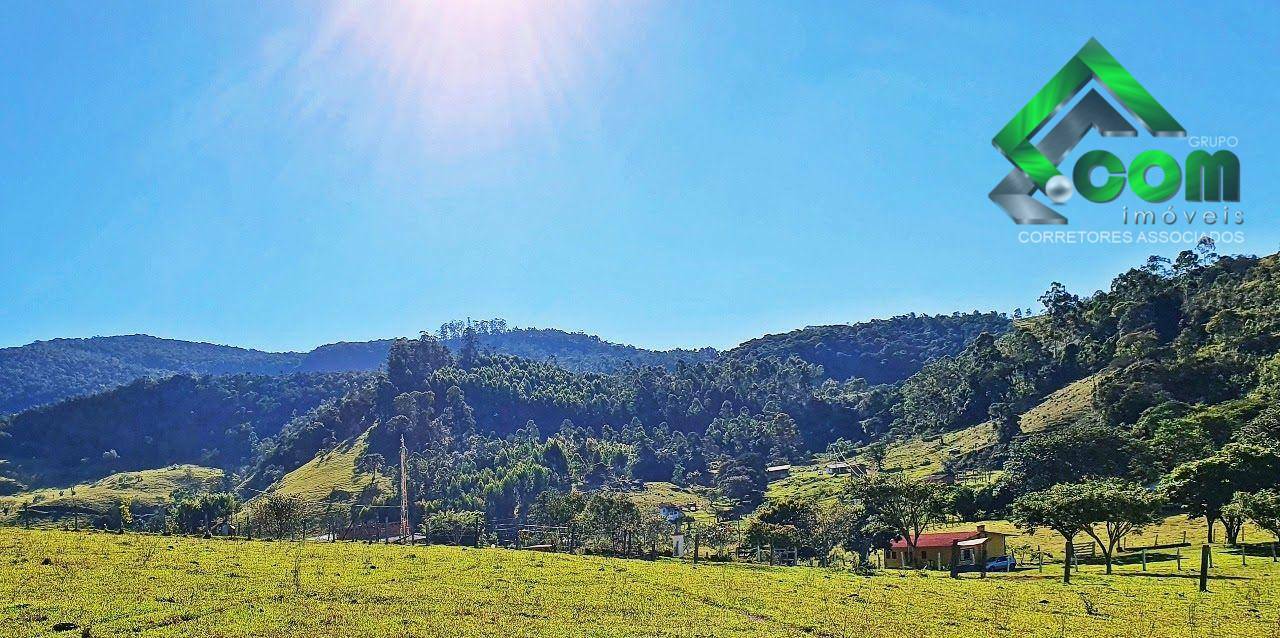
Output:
[
  {"xmin": 0, "ymin": 466, "xmax": 223, "ymax": 525},
  {"xmin": 766, "ymin": 422, "xmax": 999, "ymax": 504},
  {"xmin": 764, "ymin": 465, "xmax": 848, "ymax": 504},
  {"xmin": 266, "ymin": 431, "xmax": 384, "ymax": 504},
  {"xmin": 2, "ymin": 529, "xmax": 1278, "ymax": 637},
  {"xmin": 767, "ymin": 375, "xmax": 1103, "ymax": 505},
  {"xmin": 1019, "ymin": 374, "xmax": 1100, "ymax": 433},
  {"xmin": 625, "ymin": 482, "xmax": 716, "ymax": 522}
]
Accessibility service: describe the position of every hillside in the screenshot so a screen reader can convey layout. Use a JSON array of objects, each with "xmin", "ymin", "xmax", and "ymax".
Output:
[
  {"xmin": 0, "ymin": 327, "xmax": 719, "ymax": 415},
  {"xmin": 4, "ymin": 249, "xmax": 1280, "ymax": 539},
  {"xmin": 0, "ymin": 335, "xmax": 306, "ymax": 414},
  {"xmin": 265, "ymin": 430, "xmax": 386, "ymax": 504},
  {"xmin": 0, "ymin": 465, "xmax": 223, "ymax": 525},
  {"xmin": 0, "ymin": 373, "xmax": 367, "ymax": 488},
  {"xmin": 727, "ymin": 312, "xmax": 1011, "ymax": 383},
  {"xmin": 447, "ymin": 327, "xmax": 717, "ymax": 373},
  {"xmin": 296, "ymin": 340, "xmax": 396, "ymax": 373},
  {"xmin": 295, "ymin": 328, "xmax": 718, "ymax": 376},
  {"xmin": 893, "ymin": 250, "xmax": 1280, "ymax": 442},
  {"xmin": 255, "ymin": 248, "xmax": 1280, "ymax": 527}
]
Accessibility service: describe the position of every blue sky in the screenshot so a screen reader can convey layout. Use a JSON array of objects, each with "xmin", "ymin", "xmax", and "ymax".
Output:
[{"xmin": 1, "ymin": 1, "xmax": 1276, "ymax": 352}]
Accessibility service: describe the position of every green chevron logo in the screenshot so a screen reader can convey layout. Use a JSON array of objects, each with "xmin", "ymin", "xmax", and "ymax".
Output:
[
  {"xmin": 990, "ymin": 39, "xmax": 1241, "ymax": 225},
  {"xmin": 994, "ymin": 38, "xmax": 1185, "ymax": 191}
]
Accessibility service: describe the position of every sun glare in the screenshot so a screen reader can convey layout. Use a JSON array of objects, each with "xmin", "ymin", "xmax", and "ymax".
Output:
[{"xmin": 304, "ymin": 0, "xmax": 615, "ymax": 151}]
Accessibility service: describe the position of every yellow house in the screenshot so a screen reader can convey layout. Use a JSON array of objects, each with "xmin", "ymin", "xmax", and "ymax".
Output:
[{"xmin": 884, "ymin": 526, "xmax": 1011, "ymax": 569}]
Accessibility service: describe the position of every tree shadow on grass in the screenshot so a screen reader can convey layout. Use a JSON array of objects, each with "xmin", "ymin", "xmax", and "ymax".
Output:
[
  {"xmin": 1114, "ymin": 572, "xmax": 1251, "ymax": 581},
  {"xmin": 1233, "ymin": 543, "xmax": 1280, "ymax": 558},
  {"xmin": 1108, "ymin": 551, "xmax": 1181, "ymax": 566}
]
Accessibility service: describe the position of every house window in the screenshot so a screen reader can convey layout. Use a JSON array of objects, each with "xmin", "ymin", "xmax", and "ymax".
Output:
[{"xmin": 961, "ymin": 548, "xmax": 975, "ymax": 564}]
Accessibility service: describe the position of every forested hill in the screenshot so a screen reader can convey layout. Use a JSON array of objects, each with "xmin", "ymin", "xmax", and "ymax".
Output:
[
  {"xmin": 0, "ymin": 336, "xmax": 306, "ymax": 414},
  {"xmin": 295, "ymin": 329, "xmax": 718, "ymax": 375},
  {"xmin": 295, "ymin": 340, "xmax": 396, "ymax": 373},
  {"xmin": 240, "ymin": 245, "xmax": 1280, "ymax": 524},
  {"xmin": 893, "ymin": 248, "xmax": 1280, "ymax": 440},
  {"xmin": 0, "ymin": 372, "xmax": 368, "ymax": 488},
  {"xmin": 447, "ymin": 328, "xmax": 717, "ymax": 373},
  {"xmin": 0, "ymin": 328, "xmax": 718, "ymax": 415},
  {"xmin": 727, "ymin": 312, "xmax": 1011, "ymax": 383},
  {"xmin": 6, "ymin": 246, "xmax": 1277, "ymax": 526}
]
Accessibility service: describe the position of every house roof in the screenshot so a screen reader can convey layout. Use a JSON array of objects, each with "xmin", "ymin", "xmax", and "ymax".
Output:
[
  {"xmin": 891, "ymin": 531, "xmax": 976, "ymax": 549},
  {"xmin": 889, "ymin": 529, "xmax": 1011, "ymax": 550},
  {"xmin": 766, "ymin": 464, "xmax": 792, "ymax": 472}
]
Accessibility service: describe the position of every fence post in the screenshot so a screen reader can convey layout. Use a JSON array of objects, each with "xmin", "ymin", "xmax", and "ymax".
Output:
[
  {"xmin": 1176, "ymin": 547, "xmax": 1181, "ymax": 570},
  {"xmin": 1037, "ymin": 546, "xmax": 1042, "ymax": 573},
  {"xmin": 1141, "ymin": 549, "xmax": 1147, "ymax": 571},
  {"xmin": 948, "ymin": 540, "xmax": 959, "ymax": 579},
  {"xmin": 693, "ymin": 532, "xmax": 699, "ymax": 565},
  {"xmin": 1199, "ymin": 545, "xmax": 1210, "ymax": 592}
]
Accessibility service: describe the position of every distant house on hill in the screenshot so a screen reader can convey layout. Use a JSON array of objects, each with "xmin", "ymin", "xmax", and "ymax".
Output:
[
  {"xmin": 824, "ymin": 461, "xmax": 856, "ymax": 475},
  {"xmin": 884, "ymin": 525, "xmax": 1011, "ymax": 569},
  {"xmin": 765, "ymin": 464, "xmax": 792, "ymax": 480}
]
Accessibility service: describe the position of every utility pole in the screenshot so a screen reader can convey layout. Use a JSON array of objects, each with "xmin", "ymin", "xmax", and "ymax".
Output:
[{"xmin": 399, "ymin": 435, "xmax": 410, "ymax": 542}]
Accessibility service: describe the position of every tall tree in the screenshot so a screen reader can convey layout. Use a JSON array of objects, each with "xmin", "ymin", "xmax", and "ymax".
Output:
[
  {"xmin": 849, "ymin": 473, "xmax": 951, "ymax": 568},
  {"xmin": 1010, "ymin": 483, "xmax": 1095, "ymax": 583},
  {"xmin": 1074, "ymin": 480, "xmax": 1165, "ymax": 574},
  {"xmin": 1161, "ymin": 443, "xmax": 1280, "ymax": 543},
  {"xmin": 1238, "ymin": 489, "xmax": 1280, "ymax": 542},
  {"xmin": 459, "ymin": 324, "xmax": 480, "ymax": 369}
]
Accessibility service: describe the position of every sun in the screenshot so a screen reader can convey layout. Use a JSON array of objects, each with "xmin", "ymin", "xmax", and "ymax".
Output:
[{"xmin": 303, "ymin": 0, "xmax": 618, "ymax": 151}]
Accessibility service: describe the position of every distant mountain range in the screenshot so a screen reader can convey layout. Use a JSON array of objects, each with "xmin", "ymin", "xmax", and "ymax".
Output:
[
  {"xmin": 0, "ymin": 329, "xmax": 718, "ymax": 415},
  {"xmin": 0, "ymin": 336, "xmax": 305, "ymax": 414}
]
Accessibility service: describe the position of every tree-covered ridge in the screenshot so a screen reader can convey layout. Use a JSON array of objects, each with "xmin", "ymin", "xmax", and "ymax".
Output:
[
  {"xmin": 0, "ymin": 335, "xmax": 308, "ymax": 414},
  {"xmin": 444, "ymin": 327, "xmax": 717, "ymax": 374},
  {"xmin": 726, "ymin": 312, "xmax": 1011, "ymax": 384},
  {"xmin": 867, "ymin": 245, "xmax": 1280, "ymax": 534},
  {"xmin": 0, "ymin": 326, "xmax": 718, "ymax": 415},
  {"xmin": 241, "ymin": 330, "xmax": 873, "ymax": 520},
  {"xmin": 296, "ymin": 340, "xmax": 396, "ymax": 373},
  {"xmin": 893, "ymin": 245, "xmax": 1280, "ymax": 438},
  {"xmin": 296, "ymin": 326, "xmax": 719, "ymax": 375},
  {"xmin": 0, "ymin": 372, "xmax": 367, "ymax": 488},
  {"xmin": 7, "ymin": 245, "xmax": 1279, "ymax": 537}
]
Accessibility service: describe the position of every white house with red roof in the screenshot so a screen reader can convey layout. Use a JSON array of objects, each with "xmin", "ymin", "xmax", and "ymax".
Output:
[{"xmin": 884, "ymin": 525, "xmax": 1012, "ymax": 569}]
